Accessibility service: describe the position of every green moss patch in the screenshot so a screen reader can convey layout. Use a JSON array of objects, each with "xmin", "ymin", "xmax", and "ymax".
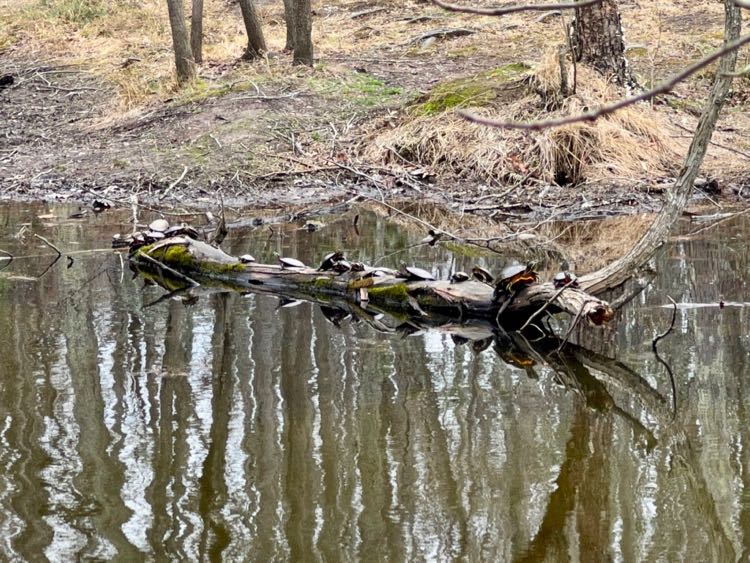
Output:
[{"xmin": 415, "ymin": 63, "xmax": 531, "ymax": 116}]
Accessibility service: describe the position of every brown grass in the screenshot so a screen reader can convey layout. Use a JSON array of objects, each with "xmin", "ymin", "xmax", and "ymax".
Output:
[{"xmin": 364, "ymin": 50, "xmax": 683, "ymax": 187}]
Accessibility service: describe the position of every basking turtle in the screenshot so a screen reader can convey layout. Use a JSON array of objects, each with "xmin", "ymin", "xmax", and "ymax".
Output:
[
  {"xmin": 332, "ymin": 260, "xmax": 352, "ymax": 273},
  {"xmin": 472, "ymin": 266, "xmax": 494, "ymax": 284},
  {"xmin": 149, "ymin": 219, "xmax": 170, "ymax": 233},
  {"xmin": 451, "ymin": 271, "xmax": 470, "ymax": 283},
  {"xmin": 350, "ymin": 262, "xmax": 366, "ymax": 272},
  {"xmin": 165, "ymin": 224, "xmax": 201, "ymax": 239},
  {"xmin": 277, "ymin": 254, "xmax": 306, "ymax": 269},
  {"xmin": 398, "ymin": 264, "xmax": 435, "ymax": 281},
  {"xmin": 362, "ymin": 268, "xmax": 390, "ymax": 279},
  {"xmin": 494, "ymin": 262, "xmax": 538, "ymax": 299},
  {"xmin": 239, "ymin": 254, "xmax": 256, "ymax": 264},
  {"xmin": 145, "ymin": 231, "xmax": 165, "ymax": 241},
  {"xmin": 553, "ymin": 271, "xmax": 579, "ymax": 289},
  {"xmin": 317, "ymin": 251, "xmax": 345, "ymax": 271}
]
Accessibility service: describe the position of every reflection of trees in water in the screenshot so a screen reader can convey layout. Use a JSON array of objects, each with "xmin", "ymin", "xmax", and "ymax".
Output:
[{"xmin": 2, "ymin": 218, "xmax": 750, "ymax": 559}]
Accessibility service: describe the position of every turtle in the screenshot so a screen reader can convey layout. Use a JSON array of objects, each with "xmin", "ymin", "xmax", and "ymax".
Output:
[
  {"xmin": 239, "ymin": 254, "xmax": 256, "ymax": 264},
  {"xmin": 332, "ymin": 260, "xmax": 352, "ymax": 273},
  {"xmin": 398, "ymin": 264, "xmax": 435, "ymax": 281},
  {"xmin": 277, "ymin": 254, "xmax": 306, "ymax": 269},
  {"xmin": 165, "ymin": 224, "xmax": 201, "ymax": 239},
  {"xmin": 494, "ymin": 262, "xmax": 538, "ymax": 297},
  {"xmin": 553, "ymin": 270, "xmax": 579, "ymax": 289},
  {"xmin": 451, "ymin": 271, "xmax": 470, "ymax": 283},
  {"xmin": 362, "ymin": 268, "xmax": 389, "ymax": 279},
  {"xmin": 350, "ymin": 262, "xmax": 366, "ymax": 272},
  {"xmin": 317, "ymin": 251, "xmax": 345, "ymax": 271},
  {"xmin": 145, "ymin": 230, "xmax": 165, "ymax": 241},
  {"xmin": 149, "ymin": 219, "xmax": 170, "ymax": 233},
  {"xmin": 472, "ymin": 266, "xmax": 494, "ymax": 284}
]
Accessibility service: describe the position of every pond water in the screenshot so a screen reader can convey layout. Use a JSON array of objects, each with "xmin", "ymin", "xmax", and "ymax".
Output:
[{"xmin": 0, "ymin": 202, "xmax": 748, "ymax": 561}]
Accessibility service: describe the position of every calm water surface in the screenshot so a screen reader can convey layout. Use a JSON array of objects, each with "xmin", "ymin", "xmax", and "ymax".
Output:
[{"xmin": 0, "ymin": 202, "xmax": 748, "ymax": 561}]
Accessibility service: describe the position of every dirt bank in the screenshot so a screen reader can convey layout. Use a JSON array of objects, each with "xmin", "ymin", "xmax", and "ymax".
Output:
[{"xmin": 1, "ymin": 0, "xmax": 749, "ymax": 225}]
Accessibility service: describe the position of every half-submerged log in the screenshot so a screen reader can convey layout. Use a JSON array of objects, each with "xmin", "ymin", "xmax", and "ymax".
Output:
[{"xmin": 132, "ymin": 237, "xmax": 613, "ymax": 327}]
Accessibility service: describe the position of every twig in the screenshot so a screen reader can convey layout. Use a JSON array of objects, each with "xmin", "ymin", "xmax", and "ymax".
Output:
[
  {"xmin": 652, "ymin": 295, "xmax": 677, "ymax": 351},
  {"xmin": 686, "ymin": 206, "xmax": 750, "ymax": 237},
  {"xmin": 517, "ymin": 280, "xmax": 575, "ymax": 332},
  {"xmin": 457, "ymin": 32, "xmax": 750, "ymax": 130},
  {"xmin": 139, "ymin": 252, "xmax": 200, "ymax": 287},
  {"xmin": 32, "ymin": 233, "xmax": 62, "ymax": 257},
  {"xmin": 159, "ymin": 165, "xmax": 189, "ymax": 201},
  {"xmin": 0, "ymin": 248, "xmax": 13, "ymax": 272},
  {"xmin": 556, "ymin": 299, "xmax": 590, "ymax": 352},
  {"xmin": 651, "ymin": 296, "xmax": 678, "ymax": 418},
  {"xmin": 431, "ymin": 0, "xmax": 602, "ymax": 16},
  {"xmin": 674, "ymin": 122, "xmax": 750, "ymax": 160}
]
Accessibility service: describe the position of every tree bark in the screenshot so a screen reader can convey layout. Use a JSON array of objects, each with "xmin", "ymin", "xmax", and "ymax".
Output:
[
  {"xmin": 292, "ymin": 0, "xmax": 313, "ymax": 66},
  {"xmin": 581, "ymin": 0, "xmax": 742, "ymax": 295},
  {"xmin": 132, "ymin": 237, "xmax": 613, "ymax": 327},
  {"xmin": 166, "ymin": 0, "xmax": 196, "ymax": 84},
  {"xmin": 283, "ymin": 0, "xmax": 296, "ymax": 52},
  {"xmin": 572, "ymin": 0, "xmax": 628, "ymax": 85},
  {"xmin": 237, "ymin": 0, "xmax": 267, "ymax": 60},
  {"xmin": 190, "ymin": 0, "xmax": 204, "ymax": 64}
]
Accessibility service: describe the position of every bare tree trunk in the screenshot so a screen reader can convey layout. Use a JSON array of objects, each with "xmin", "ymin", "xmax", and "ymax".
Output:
[
  {"xmin": 166, "ymin": 0, "xmax": 196, "ymax": 84},
  {"xmin": 572, "ymin": 0, "xmax": 628, "ymax": 85},
  {"xmin": 283, "ymin": 0, "xmax": 295, "ymax": 52},
  {"xmin": 190, "ymin": 0, "xmax": 204, "ymax": 64},
  {"xmin": 237, "ymin": 0, "xmax": 267, "ymax": 60},
  {"xmin": 581, "ymin": 0, "xmax": 742, "ymax": 295},
  {"xmin": 292, "ymin": 0, "xmax": 313, "ymax": 66}
]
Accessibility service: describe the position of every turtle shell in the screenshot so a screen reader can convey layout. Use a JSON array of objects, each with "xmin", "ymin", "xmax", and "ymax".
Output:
[
  {"xmin": 332, "ymin": 260, "xmax": 352, "ymax": 273},
  {"xmin": 165, "ymin": 225, "xmax": 201, "ymax": 239},
  {"xmin": 318, "ymin": 251, "xmax": 345, "ymax": 271},
  {"xmin": 472, "ymin": 266, "xmax": 494, "ymax": 284},
  {"xmin": 401, "ymin": 265, "xmax": 435, "ymax": 281},
  {"xmin": 499, "ymin": 263, "xmax": 538, "ymax": 291},
  {"xmin": 149, "ymin": 219, "xmax": 170, "ymax": 233},
  {"xmin": 239, "ymin": 254, "xmax": 256, "ymax": 264},
  {"xmin": 350, "ymin": 262, "xmax": 365, "ymax": 272},
  {"xmin": 451, "ymin": 271, "xmax": 470, "ymax": 283},
  {"xmin": 553, "ymin": 271, "xmax": 578, "ymax": 289},
  {"xmin": 279, "ymin": 256, "xmax": 306, "ymax": 269}
]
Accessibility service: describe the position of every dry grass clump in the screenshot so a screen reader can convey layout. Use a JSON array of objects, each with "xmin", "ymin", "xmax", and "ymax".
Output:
[{"xmin": 365, "ymin": 50, "xmax": 683, "ymax": 187}]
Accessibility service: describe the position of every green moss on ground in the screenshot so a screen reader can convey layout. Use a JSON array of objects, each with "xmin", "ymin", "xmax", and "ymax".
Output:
[{"xmin": 415, "ymin": 63, "xmax": 531, "ymax": 116}]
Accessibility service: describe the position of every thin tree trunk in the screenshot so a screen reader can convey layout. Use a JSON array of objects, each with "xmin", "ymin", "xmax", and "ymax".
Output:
[
  {"xmin": 166, "ymin": 0, "xmax": 196, "ymax": 83},
  {"xmin": 572, "ymin": 0, "xmax": 628, "ymax": 85},
  {"xmin": 190, "ymin": 0, "xmax": 204, "ymax": 64},
  {"xmin": 283, "ymin": 0, "xmax": 295, "ymax": 52},
  {"xmin": 581, "ymin": 0, "xmax": 742, "ymax": 295},
  {"xmin": 292, "ymin": 0, "xmax": 313, "ymax": 66},
  {"xmin": 237, "ymin": 0, "xmax": 267, "ymax": 60}
]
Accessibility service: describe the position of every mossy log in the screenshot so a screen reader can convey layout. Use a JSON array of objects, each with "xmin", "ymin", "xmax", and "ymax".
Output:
[{"xmin": 134, "ymin": 237, "xmax": 614, "ymax": 326}]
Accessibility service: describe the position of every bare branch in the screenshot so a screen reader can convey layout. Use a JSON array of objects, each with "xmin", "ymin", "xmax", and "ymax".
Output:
[
  {"xmin": 458, "ymin": 32, "xmax": 750, "ymax": 131},
  {"xmin": 431, "ymin": 0, "xmax": 602, "ymax": 16}
]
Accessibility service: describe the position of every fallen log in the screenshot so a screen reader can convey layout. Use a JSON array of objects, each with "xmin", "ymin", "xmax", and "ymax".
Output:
[{"xmin": 131, "ymin": 236, "xmax": 613, "ymax": 327}]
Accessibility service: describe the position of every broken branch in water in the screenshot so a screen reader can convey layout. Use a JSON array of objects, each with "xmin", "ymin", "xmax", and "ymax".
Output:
[
  {"xmin": 138, "ymin": 252, "xmax": 200, "ymax": 287},
  {"xmin": 652, "ymin": 295, "xmax": 677, "ymax": 351},
  {"xmin": 32, "ymin": 233, "xmax": 62, "ymax": 257},
  {"xmin": 457, "ymin": 32, "xmax": 750, "ymax": 130},
  {"xmin": 517, "ymin": 279, "xmax": 576, "ymax": 332}
]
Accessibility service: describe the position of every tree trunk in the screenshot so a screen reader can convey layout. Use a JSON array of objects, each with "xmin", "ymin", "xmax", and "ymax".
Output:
[
  {"xmin": 190, "ymin": 0, "xmax": 204, "ymax": 64},
  {"xmin": 283, "ymin": 0, "xmax": 296, "ymax": 51},
  {"xmin": 572, "ymin": 0, "xmax": 628, "ymax": 85},
  {"xmin": 581, "ymin": 0, "xmax": 742, "ymax": 295},
  {"xmin": 292, "ymin": 0, "xmax": 313, "ymax": 66},
  {"xmin": 166, "ymin": 0, "xmax": 196, "ymax": 84},
  {"xmin": 237, "ymin": 0, "xmax": 267, "ymax": 60}
]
